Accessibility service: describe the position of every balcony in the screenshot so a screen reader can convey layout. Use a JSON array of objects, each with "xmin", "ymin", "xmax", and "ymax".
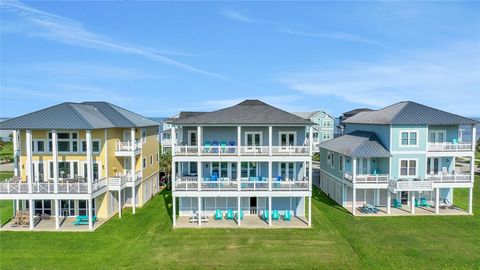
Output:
[
  {"xmin": 388, "ymin": 179, "xmax": 433, "ymax": 192},
  {"xmin": 115, "ymin": 140, "xmax": 142, "ymax": 156},
  {"xmin": 344, "ymin": 172, "xmax": 389, "ymax": 184},
  {"xmin": 109, "ymin": 170, "xmax": 142, "ymax": 189},
  {"xmin": 173, "ymin": 145, "xmax": 310, "ymax": 157},
  {"xmin": 0, "ymin": 177, "xmax": 108, "ymax": 195},
  {"xmin": 173, "ymin": 176, "xmax": 309, "ymax": 192},
  {"xmin": 427, "ymin": 142, "xmax": 473, "ymax": 152},
  {"xmin": 426, "ymin": 173, "xmax": 471, "ymax": 183}
]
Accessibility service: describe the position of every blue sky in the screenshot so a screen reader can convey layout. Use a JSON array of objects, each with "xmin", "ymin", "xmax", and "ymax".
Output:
[{"xmin": 1, "ymin": 1, "xmax": 479, "ymax": 118}]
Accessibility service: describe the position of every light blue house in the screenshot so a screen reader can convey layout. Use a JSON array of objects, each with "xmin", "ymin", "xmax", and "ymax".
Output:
[
  {"xmin": 319, "ymin": 101, "xmax": 478, "ymax": 216},
  {"xmin": 293, "ymin": 111, "xmax": 335, "ymax": 151}
]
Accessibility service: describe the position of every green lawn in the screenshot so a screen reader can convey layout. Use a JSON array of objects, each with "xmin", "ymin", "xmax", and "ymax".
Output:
[
  {"xmin": 0, "ymin": 141, "xmax": 13, "ymax": 162},
  {"xmin": 1, "ymin": 177, "xmax": 479, "ymax": 269}
]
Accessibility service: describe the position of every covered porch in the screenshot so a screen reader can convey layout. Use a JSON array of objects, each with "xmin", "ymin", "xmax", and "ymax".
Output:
[
  {"xmin": 174, "ymin": 215, "xmax": 309, "ymax": 228},
  {"xmin": 1, "ymin": 215, "xmax": 108, "ymax": 231}
]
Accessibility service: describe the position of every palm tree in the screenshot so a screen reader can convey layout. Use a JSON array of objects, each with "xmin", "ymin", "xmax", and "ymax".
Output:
[{"xmin": 158, "ymin": 149, "xmax": 172, "ymax": 189}]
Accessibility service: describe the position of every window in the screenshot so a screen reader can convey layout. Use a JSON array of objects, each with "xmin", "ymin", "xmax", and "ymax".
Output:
[
  {"xmin": 240, "ymin": 162, "xmax": 257, "ymax": 178},
  {"xmin": 245, "ymin": 132, "xmax": 262, "ymax": 146},
  {"xmin": 220, "ymin": 162, "xmax": 228, "ymax": 178},
  {"xmin": 400, "ymin": 131, "xmax": 418, "ymax": 146},
  {"xmin": 313, "ymin": 132, "xmax": 319, "ymax": 139},
  {"xmin": 58, "ymin": 162, "xmax": 71, "ymax": 178},
  {"xmin": 32, "ymin": 140, "xmax": 46, "ymax": 153},
  {"xmin": 279, "ymin": 132, "xmax": 296, "ymax": 146},
  {"xmin": 327, "ymin": 152, "xmax": 334, "ymax": 168},
  {"xmin": 81, "ymin": 140, "xmax": 101, "ymax": 153},
  {"xmin": 142, "ymin": 128, "xmax": 147, "ymax": 143},
  {"xmin": 188, "ymin": 130, "xmax": 197, "ymax": 146},
  {"xmin": 189, "ymin": 162, "xmax": 197, "ymax": 175},
  {"xmin": 400, "ymin": 159, "xmax": 417, "ymax": 176},
  {"xmin": 323, "ymin": 132, "xmax": 332, "ymax": 140},
  {"xmin": 339, "ymin": 155, "xmax": 344, "ymax": 172},
  {"xmin": 323, "ymin": 120, "xmax": 332, "ymax": 127},
  {"xmin": 150, "ymin": 155, "xmax": 153, "ymax": 166},
  {"xmin": 156, "ymin": 153, "xmax": 159, "ymax": 162},
  {"xmin": 48, "ymin": 131, "xmax": 79, "ymax": 152},
  {"xmin": 142, "ymin": 158, "xmax": 146, "ymax": 169}
]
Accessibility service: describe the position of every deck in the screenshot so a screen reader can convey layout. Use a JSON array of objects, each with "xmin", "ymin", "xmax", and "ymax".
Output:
[
  {"xmin": 1, "ymin": 216, "xmax": 108, "ymax": 232},
  {"xmin": 346, "ymin": 205, "xmax": 470, "ymax": 216},
  {"xmin": 175, "ymin": 215, "xmax": 309, "ymax": 228}
]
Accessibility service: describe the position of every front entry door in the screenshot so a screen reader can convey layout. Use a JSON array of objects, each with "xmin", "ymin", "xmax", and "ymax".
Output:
[{"xmin": 250, "ymin": 197, "xmax": 257, "ymax": 215}]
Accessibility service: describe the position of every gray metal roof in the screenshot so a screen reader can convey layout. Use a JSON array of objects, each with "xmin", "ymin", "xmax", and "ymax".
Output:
[
  {"xmin": 343, "ymin": 101, "xmax": 479, "ymax": 125},
  {"xmin": 319, "ymin": 131, "xmax": 391, "ymax": 158},
  {"xmin": 293, "ymin": 110, "xmax": 334, "ymax": 120},
  {"xmin": 0, "ymin": 102, "xmax": 159, "ymax": 130},
  {"xmin": 173, "ymin": 100, "xmax": 314, "ymax": 125}
]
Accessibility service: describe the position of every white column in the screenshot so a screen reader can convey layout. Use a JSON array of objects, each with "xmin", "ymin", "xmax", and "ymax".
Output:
[
  {"xmin": 309, "ymin": 126, "xmax": 313, "ymax": 156},
  {"xmin": 237, "ymin": 161, "xmax": 241, "ymax": 191},
  {"xmin": 104, "ymin": 129, "xmax": 109, "ymax": 178},
  {"xmin": 172, "ymin": 195, "xmax": 176, "ymax": 227},
  {"xmin": 268, "ymin": 196, "xmax": 272, "ymax": 226},
  {"xmin": 471, "ymin": 125, "xmax": 476, "ymax": 150},
  {"xmin": 268, "ymin": 161, "xmax": 272, "ymax": 191},
  {"xmin": 88, "ymin": 198, "xmax": 93, "ymax": 230},
  {"xmin": 15, "ymin": 199, "xmax": 19, "ymax": 212},
  {"xmin": 26, "ymin": 130, "xmax": 33, "ymax": 193},
  {"xmin": 376, "ymin": 189, "xmax": 380, "ymax": 206},
  {"xmin": 118, "ymin": 190, "xmax": 122, "ymax": 218},
  {"xmin": 268, "ymin": 126, "xmax": 272, "ymax": 156},
  {"xmin": 309, "ymin": 160, "xmax": 313, "ymax": 191},
  {"xmin": 197, "ymin": 126, "xmax": 202, "ymax": 156},
  {"xmin": 303, "ymin": 161, "xmax": 307, "ymax": 179},
  {"xmin": 197, "ymin": 161, "xmax": 202, "ymax": 191},
  {"xmin": 172, "ymin": 160, "xmax": 176, "ymax": 191},
  {"xmin": 171, "ymin": 127, "xmax": 176, "ymax": 157},
  {"xmin": 387, "ymin": 191, "xmax": 391, "ymax": 214},
  {"xmin": 411, "ymin": 192, "xmax": 415, "ymax": 214},
  {"xmin": 55, "ymin": 199, "xmax": 60, "ymax": 230},
  {"xmin": 237, "ymin": 126, "xmax": 241, "ymax": 156},
  {"xmin": 86, "ymin": 130, "xmax": 93, "ymax": 194},
  {"xmin": 468, "ymin": 187, "xmax": 473, "ymax": 214},
  {"xmin": 352, "ymin": 158, "xmax": 357, "ymax": 184},
  {"xmin": 308, "ymin": 196, "xmax": 312, "ymax": 227},
  {"xmin": 12, "ymin": 130, "xmax": 18, "ymax": 177},
  {"xmin": 51, "ymin": 130, "xmax": 59, "ymax": 193},
  {"xmin": 470, "ymin": 156, "xmax": 475, "ymax": 183},
  {"xmin": 29, "ymin": 199, "xmax": 34, "ymax": 230},
  {"xmin": 131, "ymin": 128, "xmax": 136, "ymax": 215},
  {"xmin": 435, "ymin": 188, "xmax": 440, "ymax": 214},
  {"xmin": 352, "ymin": 188, "xmax": 356, "ymax": 216},
  {"xmin": 237, "ymin": 196, "xmax": 241, "ymax": 226},
  {"xmin": 198, "ymin": 196, "xmax": 202, "ymax": 226}
]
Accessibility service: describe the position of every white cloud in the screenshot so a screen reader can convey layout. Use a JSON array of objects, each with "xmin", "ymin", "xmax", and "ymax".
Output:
[
  {"xmin": 219, "ymin": 8, "xmax": 259, "ymax": 23},
  {"xmin": 1, "ymin": 0, "xmax": 230, "ymax": 80},
  {"xmin": 277, "ymin": 42, "xmax": 480, "ymax": 116},
  {"xmin": 280, "ymin": 28, "xmax": 381, "ymax": 46}
]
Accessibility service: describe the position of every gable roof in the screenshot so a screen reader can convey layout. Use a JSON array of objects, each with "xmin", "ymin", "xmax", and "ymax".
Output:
[
  {"xmin": 343, "ymin": 101, "xmax": 478, "ymax": 125},
  {"xmin": 319, "ymin": 131, "xmax": 391, "ymax": 158},
  {"xmin": 0, "ymin": 102, "xmax": 159, "ymax": 130},
  {"xmin": 164, "ymin": 112, "xmax": 207, "ymax": 123},
  {"xmin": 173, "ymin": 100, "xmax": 314, "ymax": 125},
  {"xmin": 293, "ymin": 110, "xmax": 334, "ymax": 120}
]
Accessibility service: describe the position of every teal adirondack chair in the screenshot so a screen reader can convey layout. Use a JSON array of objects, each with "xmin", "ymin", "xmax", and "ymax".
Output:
[
  {"xmin": 235, "ymin": 209, "xmax": 244, "ymax": 220},
  {"xmin": 419, "ymin": 198, "xmax": 429, "ymax": 207},
  {"xmin": 214, "ymin": 209, "xmax": 222, "ymax": 220},
  {"xmin": 283, "ymin": 210, "xmax": 291, "ymax": 221},
  {"xmin": 272, "ymin": 210, "xmax": 280, "ymax": 220},
  {"xmin": 225, "ymin": 209, "xmax": 234, "ymax": 220},
  {"xmin": 262, "ymin": 210, "xmax": 269, "ymax": 221},
  {"xmin": 393, "ymin": 199, "xmax": 402, "ymax": 208}
]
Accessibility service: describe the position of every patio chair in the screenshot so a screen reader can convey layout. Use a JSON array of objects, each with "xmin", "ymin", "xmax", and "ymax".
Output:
[
  {"xmin": 262, "ymin": 210, "xmax": 269, "ymax": 221},
  {"xmin": 210, "ymin": 174, "xmax": 218, "ymax": 181},
  {"xmin": 393, "ymin": 199, "xmax": 402, "ymax": 208},
  {"xmin": 272, "ymin": 210, "xmax": 280, "ymax": 220},
  {"xmin": 365, "ymin": 203, "xmax": 378, "ymax": 214},
  {"xmin": 220, "ymin": 141, "xmax": 227, "ymax": 153},
  {"xmin": 418, "ymin": 198, "xmax": 429, "ymax": 207},
  {"xmin": 225, "ymin": 209, "xmax": 234, "ymax": 220},
  {"xmin": 283, "ymin": 210, "xmax": 291, "ymax": 221},
  {"xmin": 235, "ymin": 209, "xmax": 244, "ymax": 221},
  {"xmin": 358, "ymin": 205, "xmax": 371, "ymax": 214},
  {"xmin": 228, "ymin": 141, "xmax": 236, "ymax": 153},
  {"xmin": 203, "ymin": 141, "xmax": 211, "ymax": 153},
  {"xmin": 214, "ymin": 209, "xmax": 223, "ymax": 220},
  {"xmin": 212, "ymin": 141, "xmax": 219, "ymax": 153}
]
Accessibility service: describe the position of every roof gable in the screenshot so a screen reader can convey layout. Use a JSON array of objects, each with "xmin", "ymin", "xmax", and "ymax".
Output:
[{"xmin": 319, "ymin": 131, "xmax": 391, "ymax": 158}]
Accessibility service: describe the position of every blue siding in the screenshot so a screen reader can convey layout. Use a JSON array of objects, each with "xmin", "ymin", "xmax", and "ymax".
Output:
[{"xmin": 344, "ymin": 124, "xmax": 391, "ymax": 149}]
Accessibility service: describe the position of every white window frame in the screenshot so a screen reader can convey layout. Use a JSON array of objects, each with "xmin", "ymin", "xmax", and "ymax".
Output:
[
  {"xmin": 142, "ymin": 158, "xmax": 147, "ymax": 169},
  {"xmin": 240, "ymin": 162, "xmax": 259, "ymax": 179},
  {"xmin": 32, "ymin": 139, "xmax": 47, "ymax": 153},
  {"xmin": 327, "ymin": 152, "xmax": 334, "ymax": 168},
  {"xmin": 142, "ymin": 128, "xmax": 147, "ymax": 144},
  {"xmin": 323, "ymin": 119, "xmax": 332, "ymax": 127},
  {"xmin": 399, "ymin": 130, "xmax": 419, "ymax": 147},
  {"xmin": 428, "ymin": 130, "xmax": 447, "ymax": 144},
  {"xmin": 48, "ymin": 131, "xmax": 79, "ymax": 153},
  {"xmin": 48, "ymin": 160, "xmax": 83, "ymax": 179},
  {"xmin": 187, "ymin": 130, "xmax": 197, "ymax": 146},
  {"xmin": 188, "ymin": 162, "xmax": 198, "ymax": 175},
  {"xmin": 278, "ymin": 162, "xmax": 297, "ymax": 180},
  {"xmin": 80, "ymin": 139, "xmax": 101, "ymax": 154},
  {"xmin": 279, "ymin": 131, "xmax": 297, "ymax": 147},
  {"xmin": 244, "ymin": 132, "xmax": 263, "ymax": 146},
  {"xmin": 399, "ymin": 158, "xmax": 418, "ymax": 177},
  {"xmin": 323, "ymin": 132, "xmax": 332, "ymax": 140},
  {"xmin": 339, "ymin": 155, "xmax": 344, "ymax": 172}
]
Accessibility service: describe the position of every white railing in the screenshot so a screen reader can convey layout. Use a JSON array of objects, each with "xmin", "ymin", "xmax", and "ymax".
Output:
[
  {"xmin": 270, "ymin": 180, "xmax": 309, "ymax": 191},
  {"xmin": 389, "ymin": 179, "xmax": 433, "ymax": 191},
  {"xmin": 173, "ymin": 146, "xmax": 198, "ymax": 156},
  {"xmin": 0, "ymin": 178, "xmax": 107, "ymax": 194},
  {"xmin": 92, "ymin": 178, "xmax": 108, "ymax": 192},
  {"xmin": 239, "ymin": 180, "xmax": 269, "ymax": 191},
  {"xmin": 201, "ymin": 181, "xmax": 238, "ymax": 191},
  {"xmin": 240, "ymin": 146, "xmax": 270, "ymax": 156},
  {"xmin": 116, "ymin": 140, "xmax": 142, "ymax": 152},
  {"xmin": 427, "ymin": 142, "xmax": 473, "ymax": 152},
  {"xmin": 174, "ymin": 177, "xmax": 309, "ymax": 191},
  {"xmin": 0, "ymin": 181, "xmax": 29, "ymax": 193},
  {"xmin": 344, "ymin": 172, "xmax": 389, "ymax": 183},
  {"xmin": 173, "ymin": 145, "xmax": 310, "ymax": 156},
  {"xmin": 201, "ymin": 145, "xmax": 238, "ymax": 155},
  {"xmin": 271, "ymin": 146, "xmax": 310, "ymax": 156},
  {"xmin": 174, "ymin": 180, "xmax": 199, "ymax": 191},
  {"xmin": 426, "ymin": 173, "xmax": 471, "ymax": 183}
]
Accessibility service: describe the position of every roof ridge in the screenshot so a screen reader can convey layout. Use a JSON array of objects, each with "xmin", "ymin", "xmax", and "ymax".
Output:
[
  {"xmin": 66, "ymin": 103, "xmax": 94, "ymax": 129},
  {"xmin": 103, "ymin": 102, "xmax": 137, "ymax": 127}
]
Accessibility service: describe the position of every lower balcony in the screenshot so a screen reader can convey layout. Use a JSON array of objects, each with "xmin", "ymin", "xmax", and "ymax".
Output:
[
  {"xmin": 426, "ymin": 173, "xmax": 471, "ymax": 183},
  {"xmin": 174, "ymin": 177, "xmax": 309, "ymax": 192},
  {"xmin": 344, "ymin": 172, "xmax": 389, "ymax": 184},
  {"xmin": 0, "ymin": 177, "xmax": 108, "ymax": 195},
  {"xmin": 388, "ymin": 179, "xmax": 433, "ymax": 192}
]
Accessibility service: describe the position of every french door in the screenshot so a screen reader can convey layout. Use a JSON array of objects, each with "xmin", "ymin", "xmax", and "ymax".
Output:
[
  {"xmin": 279, "ymin": 162, "xmax": 295, "ymax": 180},
  {"xmin": 429, "ymin": 131, "xmax": 446, "ymax": 144},
  {"xmin": 427, "ymin": 158, "xmax": 440, "ymax": 174},
  {"xmin": 245, "ymin": 132, "xmax": 262, "ymax": 151},
  {"xmin": 280, "ymin": 132, "xmax": 296, "ymax": 151}
]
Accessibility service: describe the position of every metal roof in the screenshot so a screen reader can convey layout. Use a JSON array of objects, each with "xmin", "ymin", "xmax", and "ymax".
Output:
[
  {"xmin": 0, "ymin": 102, "xmax": 159, "ymax": 130},
  {"xmin": 293, "ymin": 110, "xmax": 335, "ymax": 120},
  {"xmin": 173, "ymin": 100, "xmax": 314, "ymax": 125},
  {"xmin": 343, "ymin": 101, "xmax": 479, "ymax": 125},
  {"xmin": 319, "ymin": 131, "xmax": 391, "ymax": 158}
]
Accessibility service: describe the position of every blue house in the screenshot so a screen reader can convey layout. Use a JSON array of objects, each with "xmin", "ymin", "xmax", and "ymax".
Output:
[{"xmin": 319, "ymin": 101, "xmax": 478, "ymax": 216}]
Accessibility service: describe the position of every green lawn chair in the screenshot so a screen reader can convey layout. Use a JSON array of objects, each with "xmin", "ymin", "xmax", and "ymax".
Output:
[
  {"xmin": 235, "ymin": 209, "xmax": 244, "ymax": 221},
  {"xmin": 419, "ymin": 198, "xmax": 429, "ymax": 207},
  {"xmin": 214, "ymin": 209, "xmax": 222, "ymax": 220},
  {"xmin": 272, "ymin": 210, "xmax": 280, "ymax": 220},
  {"xmin": 262, "ymin": 210, "xmax": 269, "ymax": 221},
  {"xmin": 283, "ymin": 210, "xmax": 291, "ymax": 221},
  {"xmin": 220, "ymin": 141, "xmax": 227, "ymax": 153},
  {"xmin": 225, "ymin": 209, "xmax": 234, "ymax": 220},
  {"xmin": 393, "ymin": 199, "xmax": 402, "ymax": 208}
]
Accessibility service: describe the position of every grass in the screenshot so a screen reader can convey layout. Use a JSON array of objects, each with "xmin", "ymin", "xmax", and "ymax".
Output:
[
  {"xmin": 0, "ymin": 176, "xmax": 479, "ymax": 269},
  {"xmin": 0, "ymin": 141, "xmax": 13, "ymax": 162}
]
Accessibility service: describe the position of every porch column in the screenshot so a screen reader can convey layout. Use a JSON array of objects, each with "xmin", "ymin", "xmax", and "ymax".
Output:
[
  {"xmin": 268, "ymin": 161, "xmax": 272, "ymax": 191},
  {"xmin": 29, "ymin": 199, "xmax": 34, "ymax": 230},
  {"xmin": 171, "ymin": 126, "xmax": 176, "ymax": 157},
  {"xmin": 237, "ymin": 161, "xmax": 241, "ymax": 191},
  {"xmin": 55, "ymin": 199, "xmax": 60, "ymax": 230},
  {"xmin": 171, "ymin": 160, "xmax": 176, "ymax": 191},
  {"xmin": 15, "ymin": 199, "xmax": 19, "ymax": 212},
  {"xmin": 131, "ymin": 128, "xmax": 136, "ymax": 215},
  {"xmin": 435, "ymin": 188, "xmax": 440, "ymax": 214},
  {"xmin": 268, "ymin": 126, "xmax": 272, "ymax": 156},
  {"xmin": 12, "ymin": 130, "xmax": 18, "ymax": 177},
  {"xmin": 237, "ymin": 126, "xmax": 241, "ymax": 156},
  {"xmin": 118, "ymin": 190, "xmax": 122, "ymax": 218},
  {"xmin": 268, "ymin": 196, "xmax": 272, "ymax": 226},
  {"xmin": 411, "ymin": 192, "xmax": 415, "ymax": 214},
  {"xmin": 197, "ymin": 126, "xmax": 202, "ymax": 156},
  {"xmin": 309, "ymin": 160, "xmax": 313, "ymax": 191},
  {"xmin": 470, "ymin": 156, "xmax": 475, "ymax": 183},
  {"xmin": 198, "ymin": 196, "xmax": 202, "ymax": 226},
  {"xmin": 352, "ymin": 188, "xmax": 356, "ymax": 216},
  {"xmin": 88, "ymin": 198, "xmax": 93, "ymax": 230},
  {"xmin": 237, "ymin": 196, "xmax": 241, "ymax": 226},
  {"xmin": 86, "ymin": 130, "xmax": 93, "ymax": 194},
  {"xmin": 197, "ymin": 161, "xmax": 202, "ymax": 191},
  {"xmin": 352, "ymin": 158, "xmax": 357, "ymax": 184},
  {"xmin": 309, "ymin": 126, "xmax": 313, "ymax": 156},
  {"xmin": 376, "ymin": 189, "xmax": 380, "ymax": 206},
  {"xmin": 387, "ymin": 191, "xmax": 391, "ymax": 214},
  {"xmin": 26, "ymin": 130, "xmax": 33, "ymax": 193},
  {"xmin": 471, "ymin": 125, "xmax": 477, "ymax": 151},
  {"xmin": 308, "ymin": 196, "xmax": 312, "ymax": 227},
  {"xmin": 303, "ymin": 161, "xmax": 307, "ymax": 179},
  {"xmin": 52, "ymin": 130, "xmax": 59, "ymax": 193},
  {"xmin": 468, "ymin": 187, "xmax": 473, "ymax": 214},
  {"xmin": 172, "ymin": 195, "xmax": 176, "ymax": 227}
]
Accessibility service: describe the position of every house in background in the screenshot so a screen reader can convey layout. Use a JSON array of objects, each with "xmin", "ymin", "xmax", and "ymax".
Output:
[
  {"xmin": 336, "ymin": 108, "xmax": 372, "ymax": 136},
  {"xmin": 293, "ymin": 111, "xmax": 335, "ymax": 151},
  {"xmin": 160, "ymin": 112, "xmax": 206, "ymax": 154},
  {"xmin": 0, "ymin": 102, "xmax": 160, "ymax": 231},
  {"xmin": 171, "ymin": 100, "xmax": 315, "ymax": 228},
  {"xmin": 319, "ymin": 101, "xmax": 477, "ymax": 216}
]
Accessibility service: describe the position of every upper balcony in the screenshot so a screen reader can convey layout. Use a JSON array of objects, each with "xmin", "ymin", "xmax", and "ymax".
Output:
[
  {"xmin": 0, "ymin": 176, "xmax": 108, "ymax": 195},
  {"xmin": 388, "ymin": 179, "xmax": 433, "ymax": 192},
  {"xmin": 173, "ymin": 145, "xmax": 310, "ymax": 157},
  {"xmin": 115, "ymin": 140, "xmax": 142, "ymax": 156},
  {"xmin": 344, "ymin": 171, "xmax": 389, "ymax": 184},
  {"xmin": 427, "ymin": 142, "xmax": 473, "ymax": 152}
]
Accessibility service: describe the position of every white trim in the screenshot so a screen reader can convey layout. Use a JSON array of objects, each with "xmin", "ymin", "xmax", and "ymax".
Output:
[
  {"xmin": 428, "ymin": 129, "xmax": 447, "ymax": 143},
  {"xmin": 339, "ymin": 155, "xmax": 344, "ymax": 172},
  {"xmin": 32, "ymin": 139, "xmax": 47, "ymax": 153},
  {"xmin": 48, "ymin": 131, "xmax": 79, "ymax": 153},
  {"xmin": 398, "ymin": 158, "xmax": 419, "ymax": 178},
  {"xmin": 278, "ymin": 162, "xmax": 297, "ymax": 180},
  {"xmin": 399, "ymin": 130, "xmax": 419, "ymax": 147},
  {"xmin": 80, "ymin": 139, "xmax": 101, "ymax": 154},
  {"xmin": 327, "ymin": 151, "xmax": 334, "ymax": 168},
  {"xmin": 245, "ymin": 131, "xmax": 263, "ymax": 147},
  {"xmin": 279, "ymin": 131, "xmax": 297, "ymax": 146},
  {"xmin": 187, "ymin": 130, "xmax": 197, "ymax": 146}
]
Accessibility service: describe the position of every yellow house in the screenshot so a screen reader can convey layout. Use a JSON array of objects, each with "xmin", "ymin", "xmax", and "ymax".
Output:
[{"xmin": 0, "ymin": 102, "xmax": 160, "ymax": 231}]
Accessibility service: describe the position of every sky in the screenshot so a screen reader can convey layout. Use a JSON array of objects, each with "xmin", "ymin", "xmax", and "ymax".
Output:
[{"xmin": 1, "ymin": 1, "xmax": 479, "ymax": 118}]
